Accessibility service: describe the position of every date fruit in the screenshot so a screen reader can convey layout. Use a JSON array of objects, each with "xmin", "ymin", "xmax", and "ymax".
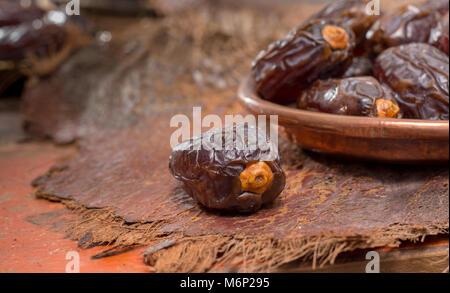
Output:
[
  {"xmin": 0, "ymin": 0, "xmax": 45, "ymax": 27},
  {"xmin": 0, "ymin": 21, "xmax": 66, "ymax": 61},
  {"xmin": 252, "ymin": 20, "xmax": 355, "ymax": 104},
  {"xmin": 169, "ymin": 123, "xmax": 285, "ymax": 213},
  {"xmin": 297, "ymin": 76, "xmax": 401, "ymax": 118},
  {"xmin": 429, "ymin": 12, "xmax": 449, "ymax": 55},
  {"xmin": 373, "ymin": 43, "xmax": 449, "ymax": 120},
  {"xmin": 366, "ymin": 0, "xmax": 449, "ymax": 55},
  {"xmin": 342, "ymin": 56, "xmax": 373, "ymax": 78},
  {"xmin": 0, "ymin": 8, "xmax": 70, "ymax": 61},
  {"xmin": 305, "ymin": 0, "xmax": 378, "ymax": 47}
]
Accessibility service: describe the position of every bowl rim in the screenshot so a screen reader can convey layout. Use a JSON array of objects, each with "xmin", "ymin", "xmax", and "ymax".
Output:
[{"xmin": 238, "ymin": 75, "xmax": 449, "ymax": 140}]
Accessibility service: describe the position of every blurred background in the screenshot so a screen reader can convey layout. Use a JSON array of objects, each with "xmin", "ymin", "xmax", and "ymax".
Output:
[
  {"xmin": 0, "ymin": 0, "xmax": 330, "ymax": 144},
  {"xmin": 0, "ymin": 0, "xmax": 418, "ymax": 145}
]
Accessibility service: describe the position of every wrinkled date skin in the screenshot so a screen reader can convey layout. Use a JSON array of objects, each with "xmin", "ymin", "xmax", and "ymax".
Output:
[
  {"xmin": 0, "ymin": 9, "xmax": 67, "ymax": 61},
  {"xmin": 374, "ymin": 43, "xmax": 449, "ymax": 120},
  {"xmin": 297, "ymin": 76, "xmax": 401, "ymax": 118},
  {"xmin": 169, "ymin": 123, "xmax": 286, "ymax": 213},
  {"xmin": 0, "ymin": 0, "xmax": 45, "ymax": 27},
  {"xmin": 0, "ymin": 22, "xmax": 66, "ymax": 61},
  {"xmin": 366, "ymin": 0, "xmax": 449, "ymax": 55},
  {"xmin": 252, "ymin": 20, "xmax": 355, "ymax": 104},
  {"xmin": 305, "ymin": 0, "xmax": 378, "ymax": 48},
  {"xmin": 429, "ymin": 12, "xmax": 449, "ymax": 55},
  {"xmin": 342, "ymin": 56, "xmax": 373, "ymax": 78}
]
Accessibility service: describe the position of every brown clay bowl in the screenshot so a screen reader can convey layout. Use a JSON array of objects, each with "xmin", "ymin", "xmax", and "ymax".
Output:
[{"xmin": 238, "ymin": 76, "xmax": 449, "ymax": 164}]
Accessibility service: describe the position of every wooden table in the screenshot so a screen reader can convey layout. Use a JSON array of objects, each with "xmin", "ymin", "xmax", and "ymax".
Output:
[{"xmin": 0, "ymin": 117, "xmax": 447, "ymax": 272}]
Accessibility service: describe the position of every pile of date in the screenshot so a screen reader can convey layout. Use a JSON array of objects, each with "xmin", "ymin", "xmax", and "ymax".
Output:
[
  {"xmin": 252, "ymin": 0, "xmax": 449, "ymax": 121},
  {"xmin": 171, "ymin": 0, "xmax": 449, "ymax": 214},
  {"xmin": 0, "ymin": 0, "xmax": 86, "ymax": 78}
]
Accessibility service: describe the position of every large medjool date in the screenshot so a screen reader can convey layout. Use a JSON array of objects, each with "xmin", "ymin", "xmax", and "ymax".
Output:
[
  {"xmin": 429, "ymin": 12, "xmax": 449, "ymax": 55},
  {"xmin": 169, "ymin": 123, "xmax": 285, "ymax": 213},
  {"xmin": 252, "ymin": 20, "xmax": 355, "ymax": 104},
  {"xmin": 373, "ymin": 43, "xmax": 449, "ymax": 120},
  {"xmin": 420, "ymin": 0, "xmax": 450, "ymax": 15},
  {"xmin": 0, "ymin": 8, "xmax": 90, "ymax": 76},
  {"xmin": 366, "ymin": 0, "xmax": 449, "ymax": 55},
  {"xmin": 0, "ymin": 21, "xmax": 66, "ymax": 61},
  {"xmin": 0, "ymin": 7, "xmax": 73, "ymax": 62},
  {"xmin": 342, "ymin": 56, "xmax": 373, "ymax": 78},
  {"xmin": 297, "ymin": 76, "xmax": 401, "ymax": 118},
  {"xmin": 305, "ymin": 0, "xmax": 378, "ymax": 47},
  {"xmin": 0, "ymin": 0, "xmax": 45, "ymax": 27}
]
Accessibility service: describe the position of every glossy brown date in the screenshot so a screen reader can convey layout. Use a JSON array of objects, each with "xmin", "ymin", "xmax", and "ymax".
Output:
[
  {"xmin": 0, "ymin": 0, "xmax": 45, "ymax": 27},
  {"xmin": 305, "ymin": 0, "xmax": 378, "ymax": 48},
  {"xmin": 297, "ymin": 76, "xmax": 401, "ymax": 118},
  {"xmin": 0, "ymin": 22, "xmax": 66, "ymax": 61},
  {"xmin": 169, "ymin": 123, "xmax": 285, "ymax": 213},
  {"xmin": 342, "ymin": 56, "xmax": 373, "ymax": 78},
  {"xmin": 366, "ymin": 0, "xmax": 449, "ymax": 55},
  {"xmin": 252, "ymin": 20, "xmax": 355, "ymax": 104},
  {"xmin": 429, "ymin": 12, "xmax": 449, "ymax": 55},
  {"xmin": 0, "ymin": 7, "xmax": 71, "ymax": 61},
  {"xmin": 373, "ymin": 43, "xmax": 449, "ymax": 120}
]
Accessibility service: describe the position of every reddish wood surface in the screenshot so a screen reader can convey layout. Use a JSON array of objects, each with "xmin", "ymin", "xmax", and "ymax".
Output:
[
  {"xmin": 0, "ymin": 142, "xmax": 448, "ymax": 273},
  {"xmin": 0, "ymin": 142, "xmax": 149, "ymax": 273}
]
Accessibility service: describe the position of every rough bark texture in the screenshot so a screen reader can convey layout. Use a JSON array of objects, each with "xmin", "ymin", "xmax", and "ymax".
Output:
[
  {"xmin": 34, "ymin": 125, "xmax": 448, "ymax": 271},
  {"xmin": 32, "ymin": 105, "xmax": 449, "ymax": 271},
  {"xmin": 26, "ymin": 0, "xmax": 448, "ymax": 272}
]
